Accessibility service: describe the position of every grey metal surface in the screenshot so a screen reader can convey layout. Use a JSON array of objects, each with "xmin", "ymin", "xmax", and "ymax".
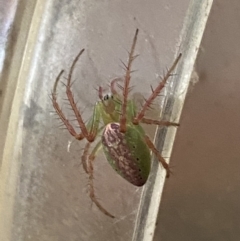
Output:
[{"xmin": 0, "ymin": 0, "xmax": 196, "ymax": 241}]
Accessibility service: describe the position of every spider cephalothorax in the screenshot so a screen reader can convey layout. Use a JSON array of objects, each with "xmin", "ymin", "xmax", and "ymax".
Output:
[{"xmin": 51, "ymin": 29, "xmax": 181, "ymax": 218}]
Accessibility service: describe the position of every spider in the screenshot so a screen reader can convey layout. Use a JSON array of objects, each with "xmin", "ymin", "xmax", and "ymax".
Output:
[{"xmin": 51, "ymin": 29, "xmax": 181, "ymax": 218}]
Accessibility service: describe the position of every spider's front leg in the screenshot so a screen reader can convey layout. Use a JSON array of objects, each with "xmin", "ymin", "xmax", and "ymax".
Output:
[
  {"xmin": 51, "ymin": 49, "xmax": 100, "ymax": 143},
  {"xmin": 133, "ymin": 54, "xmax": 182, "ymax": 177},
  {"xmin": 52, "ymin": 50, "xmax": 103, "ymax": 174},
  {"xmin": 120, "ymin": 29, "xmax": 139, "ymax": 133},
  {"xmin": 51, "ymin": 70, "xmax": 84, "ymax": 140},
  {"xmin": 132, "ymin": 53, "xmax": 182, "ymax": 125}
]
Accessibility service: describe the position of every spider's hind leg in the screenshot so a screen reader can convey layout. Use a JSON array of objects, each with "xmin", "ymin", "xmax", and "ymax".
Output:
[
  {"xmin": 119, "ymin": 29, "xmax": 139, "ymax": 133},
  {"xmin": 144, "ymin": 135, "xmax": 171, "ymax": 178},
  {"xmin": 88, "ymin": 141, "xmax": 115, "ymax": 218},
  {"xmin": 140, "ymin": 118, "xmax": 179, "ymax": 127}
]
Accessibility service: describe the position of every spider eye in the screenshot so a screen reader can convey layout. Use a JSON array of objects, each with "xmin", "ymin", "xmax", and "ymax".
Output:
[
  {"xmin": 103, "ymin": 95, "xmax": 109, "ymax": 100},
  {"xmin": 103, "ymin": 93, "xmax": 113, "ymax": 101}
]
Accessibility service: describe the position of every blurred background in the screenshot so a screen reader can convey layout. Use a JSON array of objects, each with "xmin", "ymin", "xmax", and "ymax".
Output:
[{"xmin": 155, "ymin": 1, "xmax": 240, "ymax": 240}]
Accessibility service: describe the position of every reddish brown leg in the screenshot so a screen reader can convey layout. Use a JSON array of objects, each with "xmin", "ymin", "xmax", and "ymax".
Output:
[
  {"xmin": 144, "ymin": 135, "xmax": 171, "ymax": 178},
  {"xmin": 65, "ymin": 49, "xmax": 96, "ymax": 142},
  {"xmin": 98, "ymin": 78, "xmax": 122, "ymax": 101},
  {"xmin": 52, "ymin": 49, "xmax": 99, "ymax": 143},
  {"xmin": 88, "ymin": 141, "xmax": 115, "ymax": 218},
  {"xmin": 81, "ymin": 142, "xmax": 91, "ymax": 173},
  {"xmin": 141, "ymin": 117, "xmax": 179, "ymax": 127},
  {"xmin": 120, "ymin": 29, "xmax": 139, "ymax": 133},
  {"xmin": 110, "ymin": 77, "xmax": 123, "ymax": 95},
  {"xmin": 51, "ymin": 70, "xmax": 84, "ymax": 140},
  {"xmin": 133, "ymin": 53, "xmax": 182, "ymax": 125},
  {"xmin": 98, "ymin": 86, "xmax": 107, "ymax": 101}
]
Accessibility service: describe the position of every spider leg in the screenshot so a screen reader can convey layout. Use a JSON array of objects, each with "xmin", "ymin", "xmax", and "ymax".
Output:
[
  {"xmin": 120, "ymin": 29, "xmax": 139, "ymax": 133},
  {"xmin": 52, "ymin": 49, "xmax": 101, "ymax": 143},
  {"xmin": 81, "ymin": 124, "xmax": 106, "ymax": 174},
  {"xmin": 98, "ymin": 86, "xmax": 104, "ymax": 100},
  {"xmin": 81, "ymin": 142, "xmax": 91, "ymax": 173},
  {"xmin": 51, "ymin": 70, "xmax": 84, "ymax": 140},
  {"xmin": 98, "ymin": 77, "xmax": 123, "ymax": 100},
  {"xmin": 141, "ymin": 117, "xmax": 179, "ymax": 127},
  {"xmin": 144, "ymin": 135, "xmax": 171, "ymax": 178},
  {"xmin": 65, "ymin": 49, "xmax": 96, "ymax": 142},
  {"xmin": 88, "ymin": 141, "xmax": 115, "ymax": 218},
  {"xmin": 110, "ymin": 77, "xmax": 123, "ymax": 95},
  {"xmin": 133, "ymin": 53, "xmax": 182, "ymax": 124}
]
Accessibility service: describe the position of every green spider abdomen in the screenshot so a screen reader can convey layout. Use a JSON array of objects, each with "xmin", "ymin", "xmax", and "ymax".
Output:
[{"xmin": 102, "ymin": 123, "xmax": 151, "ymax": 186}]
